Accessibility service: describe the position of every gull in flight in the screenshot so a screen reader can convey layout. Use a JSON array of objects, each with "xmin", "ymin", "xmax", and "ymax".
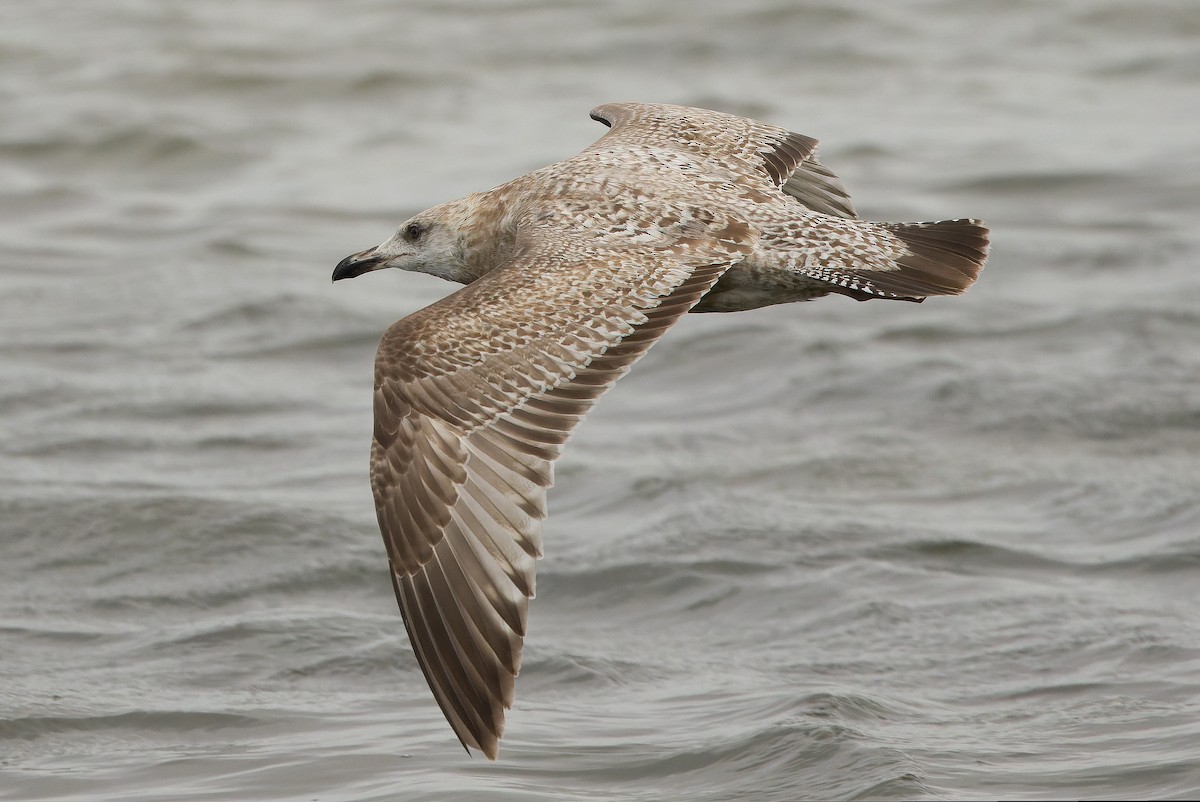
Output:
[{"xmin": 333, "ymin": 102, "xmax": 989, "ymax": 759}]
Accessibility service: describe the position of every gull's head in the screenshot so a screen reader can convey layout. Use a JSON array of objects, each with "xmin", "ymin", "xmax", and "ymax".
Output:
[{"xmin": 333, "ymin": 205, "xmax": 469, "ymax": 284}]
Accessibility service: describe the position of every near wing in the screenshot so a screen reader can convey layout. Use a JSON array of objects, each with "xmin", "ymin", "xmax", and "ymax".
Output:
[{"xmin": 370, "ymin": 211, "xmax": 756, "ymax": 759}]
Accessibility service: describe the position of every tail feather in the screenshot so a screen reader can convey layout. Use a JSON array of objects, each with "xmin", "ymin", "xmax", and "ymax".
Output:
[{"xmin": 844, "ymin": 218, "xmax": 989, "ymax": 300}]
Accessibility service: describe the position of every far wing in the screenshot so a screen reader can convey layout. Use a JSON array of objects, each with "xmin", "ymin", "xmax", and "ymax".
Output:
[
  {"xmin": 371, "ymin": 209, "xmax": 756, "ymax": 759},
  {"xmin": 587, "ymin": 101, "xmax": 856, "ymax": 217},
  {"xmin": 781, "ymin": 156, "xmax": 856, "ymax": 218}
]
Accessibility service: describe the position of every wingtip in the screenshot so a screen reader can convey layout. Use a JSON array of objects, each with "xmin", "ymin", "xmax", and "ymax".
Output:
[
  {"xmin": 454, "ymin": 727, "xmax": 500, "ymax": 761},
  {"xmin": 474, "ymin": 732, "xmax": 500, "ymax": 761}
]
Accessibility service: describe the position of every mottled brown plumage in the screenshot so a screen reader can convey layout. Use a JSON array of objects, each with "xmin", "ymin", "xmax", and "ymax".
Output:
[{"xmin": 332, "ymin": 102, "xmax": 989, "ymax": 759}]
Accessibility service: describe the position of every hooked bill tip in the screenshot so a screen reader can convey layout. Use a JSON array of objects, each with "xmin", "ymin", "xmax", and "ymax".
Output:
[{"xmin": 332, "ymin": 251, "xmax": 385, "ymax": 281}]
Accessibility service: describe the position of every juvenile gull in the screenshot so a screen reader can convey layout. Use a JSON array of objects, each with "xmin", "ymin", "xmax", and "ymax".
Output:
[{"xmin": 333, "ymin": 102, "xmax": 989, "ymax": 759}]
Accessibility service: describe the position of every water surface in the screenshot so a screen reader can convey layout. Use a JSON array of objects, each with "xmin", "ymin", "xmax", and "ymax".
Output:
[{"xmin": 3, "ymin": 1, "xmax": 1199, "ymax": 799}]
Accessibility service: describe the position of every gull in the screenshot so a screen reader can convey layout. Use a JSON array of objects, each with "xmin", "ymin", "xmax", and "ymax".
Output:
[{"xmin": 332, "ymin": 102, "xmax": 989, "ymax": 759}]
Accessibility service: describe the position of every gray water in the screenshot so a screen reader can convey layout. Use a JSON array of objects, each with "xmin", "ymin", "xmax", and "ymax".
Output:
[{"xmin": 3, "ymin": 1, "xmax": 1199, "ymax": 799}]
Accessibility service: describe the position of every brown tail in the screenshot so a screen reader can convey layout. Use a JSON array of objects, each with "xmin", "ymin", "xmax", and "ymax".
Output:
[{"xmin": 842, "ymin": 218, "xmax": 989, "ymax": 301}]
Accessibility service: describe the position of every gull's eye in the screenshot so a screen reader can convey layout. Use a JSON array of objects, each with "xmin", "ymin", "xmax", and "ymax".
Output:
[{"xmin": 403, "ymin": 222, "xmax": 426, "ymax": 242}]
